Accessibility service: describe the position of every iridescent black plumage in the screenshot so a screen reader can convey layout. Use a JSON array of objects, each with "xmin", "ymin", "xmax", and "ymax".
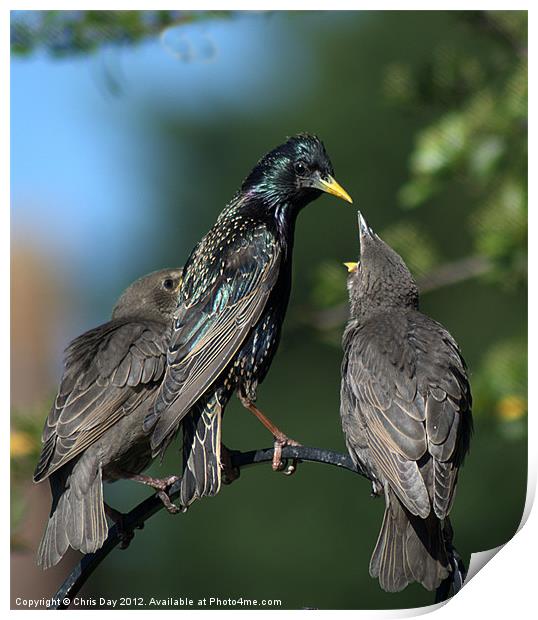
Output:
[
  {"xmin": 144, "ymin": 134, "xmax": 352, "ymax": 507},
  {"xmin": 340, "ymin": 213, "xmax": 472, "ymax": 592}
]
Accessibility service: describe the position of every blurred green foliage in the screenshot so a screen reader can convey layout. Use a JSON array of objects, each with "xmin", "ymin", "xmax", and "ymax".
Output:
[
  {"xmin": 385, "ymin": 10, "xmax": 528, "ymax": 431},
  {"xmin": 10, "ymin": 10, "xmax": 232, "ymax": 57},
  {"xmin": 11, "ymin": 10, "xmax": 527, "ymax": 610},
  {"xmin": 389, "ymin": 11, "xmax": 527, "ymax": 287},
  {"xmin": 11, "ymin": 405, "xmax": 45, "ymax": 547},
  {"xmin": 305, "ymin": 9, "xmax": 528, "ymax": 429}
]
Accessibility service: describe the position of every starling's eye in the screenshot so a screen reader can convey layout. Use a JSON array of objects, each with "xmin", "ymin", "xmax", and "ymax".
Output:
[
  {"xmin": 162, "ymin": 278, "xmax": 175, "ymax": 291},
  {"xmin": 294, "ymin": 161, "xmax": 308, "ymax": 176}
]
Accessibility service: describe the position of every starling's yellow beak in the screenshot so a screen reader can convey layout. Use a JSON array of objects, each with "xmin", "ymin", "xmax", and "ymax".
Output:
[
  {"xmin": 314, "ymin": 175, "xmax": 353, "ymax": 204},
  {"xmin": 343, "ymin": 262, "xmax": 359, "ymax": 273}
]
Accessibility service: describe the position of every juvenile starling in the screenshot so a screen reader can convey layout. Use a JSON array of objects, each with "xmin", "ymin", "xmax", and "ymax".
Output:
[
  {"xmin": 144, "ymin": 134, "xmax": 352, "ymax": 508},
  {"xmin": 34, "ymin": 268, "xmax": 183, "ymax": 569},
  {"xmin": 340, "ymin": 213, "xmax": 472, "ymax": 592}
]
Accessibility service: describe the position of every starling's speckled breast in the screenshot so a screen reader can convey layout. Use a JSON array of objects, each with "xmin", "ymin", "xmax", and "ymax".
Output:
[
  {"xmin": 222, "ymin": 282, "xmax": 289, "ymax": 402},
  {"xmin": 145, "ymin": 134, "xmax": 351, "ymax": 503},
  {"xmin": 182, "ymin": 198, "xmax": 294, "ymax": 405}
]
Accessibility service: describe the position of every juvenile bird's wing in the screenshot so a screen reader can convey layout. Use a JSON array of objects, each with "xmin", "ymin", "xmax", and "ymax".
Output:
[
  {"xmin": 342, "ymin": 313, "xmax": 471, "ymax": 519},
  {"xmin": 413, "ymin": 315, "xmax": 472, "ymax": 518},
  {"xmin": 34, "ymin": 319, "xmax": 169, "ymax": 482},
  {"xmin": 146, "ymin": 225, "xmax": 281, "ymax": 455}
]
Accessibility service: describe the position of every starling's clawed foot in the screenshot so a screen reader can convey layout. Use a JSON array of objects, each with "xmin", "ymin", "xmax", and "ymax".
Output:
[
  {"xmin": 125, "ymin": 473, "xmax": 181, "ymax": 514},
  {"xmin": 239, "ymin": 397, "xmax": 302, "ymax": 475},
  {"xmin": 221, "ymin": 444, "xmax": 240, "ymax": 485},
  {"xmin": 118, "ymin": 529, "xmax": 135, "ymax": 549},
  {"xmin": 156, "ymin": 490, "xmax": 181, "ymax": 514},
  {"xmin": 272, "ymin": 434, "xmax": 301, "ymax": 474},
  {"xmin": 104, "ymin": 503, "xmax": 136, "ymax": 550},
  {"xmin": 151, "ymin": 475, "xmax": 181, "ymax": 514},
  {"xmin": 155, "ymin": 474, "xmax": 181, "ymax": 488}
]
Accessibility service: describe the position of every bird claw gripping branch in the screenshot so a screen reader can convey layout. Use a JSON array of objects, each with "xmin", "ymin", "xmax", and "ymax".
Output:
[
  {"xmin": 272, "ymin": 436, "xmax": 302, "ymax": 474},
  {"xmin": 124, "ymin": 473, "xmax": 182, "ymax": 514},
  {"xmin": 104, "ymin": 504, "xmax": 143, "ymax": 550}
]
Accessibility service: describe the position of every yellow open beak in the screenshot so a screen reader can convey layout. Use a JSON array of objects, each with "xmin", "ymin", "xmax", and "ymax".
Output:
[
  {"xmin": 343, "ymin": 262, "xmax": 358, "ymax": 273},
  {"xmin": 314, "ymin": 175, "xmax": 353, "ymax": 204}
]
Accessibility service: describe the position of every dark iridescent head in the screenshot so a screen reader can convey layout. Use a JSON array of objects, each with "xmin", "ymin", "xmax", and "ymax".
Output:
[
  {"xmin": 345, "ymin": 212, "xmax": 418, "ymax": 320},
  {"xmin": 112, "ymin": 268, "xmax": 183, "ymax": 323},
  {"xmin": 241, "ymin": 133, "xmax": 352, "ymax": 207}
]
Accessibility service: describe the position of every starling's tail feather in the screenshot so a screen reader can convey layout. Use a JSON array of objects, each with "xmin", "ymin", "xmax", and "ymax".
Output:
[
  {"xmin": 37, "ymin": 480, "xmax": 71, "ymax": 570},
  {"xmin": 180, "ymin": 394, "xmax": 223, "ymax": 508},
  {"xmin": 37, "ymin": 454, "xmax": 108, "ymax": 569},
  {"xmin": 434, "ymin": 518, "xmax": 467, "ymax": 602},
  {"xmin": 370, "ymin": 489, "xmax": 450, "ymax": 592}
]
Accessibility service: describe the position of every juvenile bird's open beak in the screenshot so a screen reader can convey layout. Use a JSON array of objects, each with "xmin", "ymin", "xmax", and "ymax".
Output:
[
  {"xmin": 313, "ymin": 174, "xmax": 353, "ymax": 204},
  {"xmin": 358, "ymin": 211, "xmax": 374, "ymax": 237},
  {"xmin": 343, "ymin": 262, "xmax": 359, "ymax": 273}
]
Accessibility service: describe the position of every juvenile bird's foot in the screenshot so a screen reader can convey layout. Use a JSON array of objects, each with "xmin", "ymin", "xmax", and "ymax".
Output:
[
  {"xmin": 156, "ymin": 491, "xmax": 181, "ymax": 514},
  {"xmin": 104, "ymin": 503, "xmax": 141, "ymax": 549},
  {"xmin": 272, "ymin": 434, "xmax": 302, "ymax": 475},
  {"xmin": 221, "ymin": 444, "xmax": 240, "ymax": 485},
  {"xmin": 125, "ymin": 473, "xmax": 181, "ymax": 514}
]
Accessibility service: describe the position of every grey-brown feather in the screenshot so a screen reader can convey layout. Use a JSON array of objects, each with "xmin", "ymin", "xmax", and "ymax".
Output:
[
  {"xmin": 342, "ymin": 311, "xmax": 471, "ymax": 590},
  {"xmin": 34, "ymin": 268, "xmax": 181, "ymax": 569},
  {"xmin": 34, "ymin": 320, "xmax": 170, "ymax": 482},
  {"xmin": 341, "ymin": 217, "xmax": 472, "ymax": 592}
]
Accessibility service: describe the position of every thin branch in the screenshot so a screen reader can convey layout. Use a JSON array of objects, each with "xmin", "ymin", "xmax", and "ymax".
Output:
[
  {"xmin": 51, "ymin": 445, "xmax": 366, "ymax": 609},
  {"xmin": 50, "ymin": 445, "xmax": 463, "ymax": 609},
  {"xmin": 418, "ymin": 255, "xmax": 492, "ymax": 294},
  {"xmin": 310, "ymin": 255, "xmax": 492, "ymax": 331}
]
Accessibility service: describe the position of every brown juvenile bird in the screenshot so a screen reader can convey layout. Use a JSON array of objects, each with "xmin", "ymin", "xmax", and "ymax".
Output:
[
  {"xmin": 33, "ymin": 268, "xmax": 183, "ymax": 569},
  {"xmin": 340, "ymin": 213, "xmax": 472, "ymax": 592}
]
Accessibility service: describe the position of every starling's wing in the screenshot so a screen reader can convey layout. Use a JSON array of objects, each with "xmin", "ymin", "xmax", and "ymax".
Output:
[
  {"xmin": 345, "ymin": 323, "xmax": 430, "ymax": 518},
  {"xmin": 146, "ymin": 226, "xmax": 281, "ymax": 454},
  {"xmin": 414, "ymin": 317, "xmax": 472, "ymax": 518},
  {"xmin": 33, "ymin": 319, "xmax": 169, "ymax": 482},
  {"xmin": 344, "ymin": 315, "xmax": 471, "ymax": 520}
]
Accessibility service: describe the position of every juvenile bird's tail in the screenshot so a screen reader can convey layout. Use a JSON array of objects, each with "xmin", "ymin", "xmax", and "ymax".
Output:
[
  {"xmin": 37, "ymin": 454, "xmax": 108, "ymax": 569},
  {"xmin": 180, "ymin": 394, "xmax": 223, "ymax": 509},
  {"xmin": 434, "ymin": 519, "xmax": 467, "ymax": 602},
  {"xmin": 369, "ymin": 489, "xmax": 450, "ymax": 592}
]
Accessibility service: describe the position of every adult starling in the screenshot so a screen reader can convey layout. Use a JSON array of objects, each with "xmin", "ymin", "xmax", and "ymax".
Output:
[
  {"xmin": 340, "ymin": 213, "xmax": 472, "ymax": 592},
  {"xmin": 34, "ymin": 268, "xmax": 183, "ymax": 569},
  {"xmin": 144, "ymin": 134, "xmax": 352, "ymax": 508}
]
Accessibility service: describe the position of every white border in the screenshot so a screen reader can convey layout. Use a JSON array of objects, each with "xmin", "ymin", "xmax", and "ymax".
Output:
[{"xmin": 5, "ymin": 3, "xmax": 533, "ymax": 617}]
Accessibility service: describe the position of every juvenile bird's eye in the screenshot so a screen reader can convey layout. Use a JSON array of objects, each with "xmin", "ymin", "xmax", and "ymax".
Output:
[
  {"xmin": 294, "ymin": 161, "xmax": 308, "ymax": 176},
  {"xmin": 162, "ymin": 278, "xmax": 175, "ymax": 291}
]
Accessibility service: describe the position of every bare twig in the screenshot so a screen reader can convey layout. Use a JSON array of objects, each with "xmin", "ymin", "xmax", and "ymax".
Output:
[
  {"xmin": 418, "ymin": 255, "xmax": 492, "ymax": 294},
  {"xmin": 310, "ymin": 255, "xmax": 492, "ymax": 331}
]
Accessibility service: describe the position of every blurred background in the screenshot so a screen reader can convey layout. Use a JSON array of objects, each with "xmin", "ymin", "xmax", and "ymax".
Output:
[{"xmin": 11, "ymin": 10, "xmax": 527, "ymax": 610}]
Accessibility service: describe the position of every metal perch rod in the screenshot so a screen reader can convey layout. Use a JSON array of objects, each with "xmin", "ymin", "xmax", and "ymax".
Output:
[{"xmin": 50, "ymin": 445, "xmax": 461, "ymax": 609}]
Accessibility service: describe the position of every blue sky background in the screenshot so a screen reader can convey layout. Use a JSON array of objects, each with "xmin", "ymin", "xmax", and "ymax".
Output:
[{"xmin": 11, "ymin": 13, "xmax": 312, "ymax": 329}]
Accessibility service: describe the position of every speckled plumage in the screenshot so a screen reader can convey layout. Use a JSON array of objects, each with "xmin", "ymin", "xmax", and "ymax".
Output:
[
  {"xmin": 144, "ymin": 134, "xmax": 352, "ymax": 506},
  {"xmin": 34, "ymin": 268, "xmax": 182, "ymax": 569},
  {"xmin": 340, "ymin": 214, "xmax": 472, "ymax": 593}
]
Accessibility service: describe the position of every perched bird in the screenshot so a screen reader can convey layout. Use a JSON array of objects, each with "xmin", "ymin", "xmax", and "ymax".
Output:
[
  {"xmin": 34, "ymin": 268, "xmax": 183, "ymax": 569},
  {"xmin": 340, "ymin": 213, "xmax": 472, "ymax": 593},
  {"xmin": 144, "ymin": 134, "xmax": 352, "ymax": 508}
]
